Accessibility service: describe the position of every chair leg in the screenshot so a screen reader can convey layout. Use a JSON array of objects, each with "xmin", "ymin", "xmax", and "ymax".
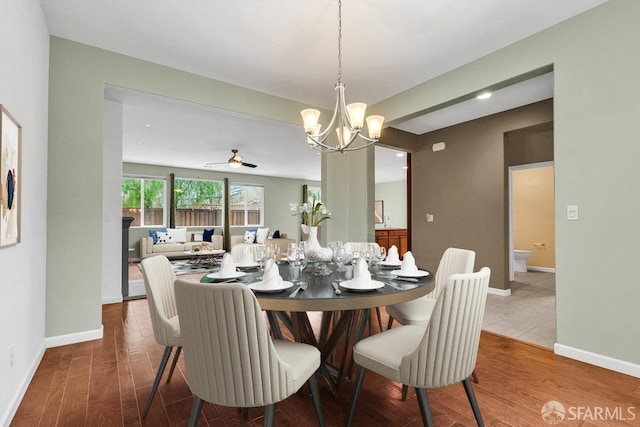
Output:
[
  {"xmin": 143, "ymin": 346, "xmax": 172, "ymax": 418},
  {"xmin": 166, "ymin": 346, "xmax": 182, "ymax": 383},
  {"xmin": 415, "ymin": 388, "xmax": 434, "ymax": 427},
  {"xmin": 387, "ymin": 316, "xmax": 394, "ymax": 330},
  {"xmin": 188, "ymin": 397, "xmax": 204, "ymax": 427},
  {"xmin": 401, "ymin": 384, "xmax": 408, "ymax": 401},
  {"xmin": 375, "ymin": 307, "xmax": 383, "ymax": 332},
  {"xmin": 471, "ymin": 369, "xmax": 479, "ymax": 383},
  {"xmin": 264, "ymin": 404, "xmax": 276, "ymax": 427},
  {"xmin": 346, "ymin": 366, "xmax": 366, "ymax": 427},
  {"xmin": 462, "ymin": 378, "xmax": 484, "ymax": 426},
  {"xmin": 308, "ymin": 373, "xmax": 325, "ymax": 426}
]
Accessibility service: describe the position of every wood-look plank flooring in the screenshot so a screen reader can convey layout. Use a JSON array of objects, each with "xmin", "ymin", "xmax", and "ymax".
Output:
[{"xmin": 12, "ymin": 295, "xmax": 640, "ymax": 426}]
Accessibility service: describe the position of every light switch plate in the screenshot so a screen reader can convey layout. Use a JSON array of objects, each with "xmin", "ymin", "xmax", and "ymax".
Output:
[
  {"xmin": 426, "ymin": 213, "xmax": 434, "ymax": 222},
  {"xmin": 567, "ymin": 205, "xmax": 579, "ymax": 221}
]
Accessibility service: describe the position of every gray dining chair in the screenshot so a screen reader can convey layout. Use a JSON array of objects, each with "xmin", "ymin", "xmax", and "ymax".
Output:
[
  {"xmin": 140, "ymin": 255, "xmax": 182, "ymax": 418},
  {"xmin": 347, "ymin": 267, "xmax": 491, "ymax": 427},
  {"xmin": 174, "ymin": 279, "xmax": 325, "ymax": 427}
]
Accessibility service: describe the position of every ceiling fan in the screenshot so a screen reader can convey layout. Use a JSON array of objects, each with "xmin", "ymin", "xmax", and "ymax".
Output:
[{"xmin": 204, "ymin": 149, "xmax": 257, "ymax": 169}]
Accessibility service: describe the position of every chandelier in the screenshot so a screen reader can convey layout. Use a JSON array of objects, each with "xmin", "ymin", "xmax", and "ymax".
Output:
[{"xmin": 301, "ymin": 0, "xmax": 385, "ymax": 152}]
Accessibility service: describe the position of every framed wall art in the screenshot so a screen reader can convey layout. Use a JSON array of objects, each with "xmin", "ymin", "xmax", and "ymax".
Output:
[
  {"xmin": 1, "ymin": 105, "xmax": 22, "ymax": 247},
  {"xmin": 374, "ymin": 200, "xmax": 384, "ymax": 224}
]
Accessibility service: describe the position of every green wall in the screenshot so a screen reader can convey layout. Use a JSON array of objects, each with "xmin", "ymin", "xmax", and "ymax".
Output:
[
  {"xmin": 124, "ymin": 162, "xmax": 318, "ymax": 258},
  {"xmin": 47, "ymin": 37, "xmax": 324, "ymax": 338},
  {"xmin": 374, "ymin": 1, "xmax": 640, "ymax": 367}
]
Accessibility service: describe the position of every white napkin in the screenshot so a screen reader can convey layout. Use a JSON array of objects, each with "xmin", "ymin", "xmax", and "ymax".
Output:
[
  {"xmin": 400, "ymin": 251, "xmax": 419, "ymax": 274},
  {"xmin": 238, "ymin": 247, "xmax": 254, "ymax": 266},
  {"xmin": 219, "ymin": 253, "xmax": 236, "ymax": 276},
  {"xmin": 350, "ymin": 258, "xmax": 372, "ymax": 288},
  {"xmin": 261, "ymin": 259, "xmax": 283, "ymax": 288},
  {"xmin": 386, "ymin": 245, "xmax": 400, "ymax": 263}
]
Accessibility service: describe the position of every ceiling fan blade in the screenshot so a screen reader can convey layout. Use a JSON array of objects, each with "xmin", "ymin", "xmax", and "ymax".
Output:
[
  {"xmin": 242, "ymin": 162, "xmax": 257, "ymax": 168},
  {"xmin": 203, "ymin": 161, "xmax": 227, "ymax": 167}
]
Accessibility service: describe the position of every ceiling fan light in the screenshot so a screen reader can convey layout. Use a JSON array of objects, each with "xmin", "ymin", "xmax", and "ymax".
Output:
[
  {"xmin": 346, "ymin": 103, "xmax": 367, "ymax": 129},
  {"xmin": 301, "ymin": 109, "xmax": 321, "ymax": 134},
  {"xmin": 366, "ymin": 115, "xmax": 385, "ymax": 139},
  {"xmin": 228, "ymin": 159, "xmax": 242, "ymax": 168}
]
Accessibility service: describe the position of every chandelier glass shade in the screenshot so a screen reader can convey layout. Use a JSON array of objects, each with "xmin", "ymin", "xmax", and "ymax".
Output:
[{"xmin": 301, "ymin": 0, "xmax": 384, "ymax": 152}]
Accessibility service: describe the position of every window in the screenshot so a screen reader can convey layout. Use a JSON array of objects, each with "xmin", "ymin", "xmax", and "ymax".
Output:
[
  {"xmin": 230, "ymin": 184, "xmax": 263, "ymax": 227},
  {"xmin": 174, "ymin": 178, "xmax": 224, "ymax": 227},
  {"xmin": 122, "ymin": 177, "xmax": 166, "ymax": 226}
]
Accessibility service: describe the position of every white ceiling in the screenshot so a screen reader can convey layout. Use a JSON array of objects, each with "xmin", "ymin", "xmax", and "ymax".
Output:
[{"xmin": 43, "ymin": 0, "xmax": 606, "ymax": 182}]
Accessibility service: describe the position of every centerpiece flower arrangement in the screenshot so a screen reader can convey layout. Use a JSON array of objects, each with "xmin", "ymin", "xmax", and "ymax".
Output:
[
  {"xmin": 289, "ymin": 196, "xmax": 332, "ymax": 226},
  {"xmin": 290, "ymin": 197, "xmax": 333, "ymax": 263}
]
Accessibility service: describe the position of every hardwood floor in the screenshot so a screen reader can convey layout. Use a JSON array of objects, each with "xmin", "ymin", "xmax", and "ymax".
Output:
[{"xmin": 12, "ymin": 296, "xmax": 640, "ymax": 426}]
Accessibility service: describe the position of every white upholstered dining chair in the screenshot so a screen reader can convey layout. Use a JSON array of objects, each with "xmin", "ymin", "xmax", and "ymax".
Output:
[
  {"xmin": 174, "ymin": 279, "xmax": 325, "ymax": 427},
  {"xmin": 140, "ymin": 255, "xmax": 182, "ymax": 418},
  {"xmin": 347, "ymin": 267, "xmax": 491, "ymax": 427},
  {"xmin": 386, "ymin": 247, "xmax": 476, "ymax": 399},
  {"xmin": 386, "ymin": 247, "xmax": 475, "ymax": 328}
]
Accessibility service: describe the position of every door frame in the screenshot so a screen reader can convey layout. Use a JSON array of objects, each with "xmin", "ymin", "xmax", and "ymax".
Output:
[{"xmin": 508, "ymin": 160, "xmax": 554, "ymax": 281}]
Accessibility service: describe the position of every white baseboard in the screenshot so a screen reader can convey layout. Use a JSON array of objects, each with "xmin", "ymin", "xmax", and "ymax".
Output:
[
  {"xmin": 555, "ymin": 343, "xmax": 640, "ymax": 379},
  {"xmin": 45, "ymin": 325, "xmax": 104, "ymax": 348},
  {"xmin": 102, "ymin": 295, "xmax": 123, "ymax": 304},
  {"xmin": 487, "ymin": 287, "xmax": 511, "ymax": 296},
  {"xmin": 527, "ymin": 266, "xmax": 556, "ymax": 273},
  {"xmin": 1, "ymin": 343, "xmax": 45, "ymax": 427}
]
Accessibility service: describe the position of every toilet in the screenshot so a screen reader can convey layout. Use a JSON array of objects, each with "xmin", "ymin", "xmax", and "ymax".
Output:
[{"xmin": 513, "ymin": 249, "xmax": 533, "ymax": 272}]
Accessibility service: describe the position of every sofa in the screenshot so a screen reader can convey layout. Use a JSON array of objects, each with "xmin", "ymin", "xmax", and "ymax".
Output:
[{"xmin": 141, "ymin": 230, "xmax": 224, "ymax": 259}]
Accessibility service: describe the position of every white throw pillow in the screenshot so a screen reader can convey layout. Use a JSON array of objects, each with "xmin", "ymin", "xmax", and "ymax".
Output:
[
  {"xmin": 256, "ymin": 227, "xmax": 270, "ymax": 244},
  {"xmin": 168, "ymin": 227, "xmax": 187, "ymax": 243},
  {"xmin": 156, "ymin": 231, "xmax": 174, "ymax": 244},
  {"xmin": 244, "ymin": 230, "xmax": 256, "ymax": 244},
  {"xmin": 192, "ymin": 233, "xmax": 203, "ymax": 242}
]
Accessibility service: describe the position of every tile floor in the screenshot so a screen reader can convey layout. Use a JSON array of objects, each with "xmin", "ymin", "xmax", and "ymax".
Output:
[{"xmin": 482, "ymin": 270, "xmax": 556, "ymax": 348}]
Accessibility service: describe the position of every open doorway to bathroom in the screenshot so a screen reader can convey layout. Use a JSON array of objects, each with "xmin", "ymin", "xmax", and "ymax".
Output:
[{"xmin": 483, "ymin": 161, "xmax": 556, "ymax": 348}]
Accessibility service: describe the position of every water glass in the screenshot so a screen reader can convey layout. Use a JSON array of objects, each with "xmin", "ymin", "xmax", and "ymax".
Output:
[
  {"xmin": 334, "ymin": 247, "xmax": 347, "ymax": 271},
  {"xmin": 254, "ymin": 246, "xmax": 268, "ymax": 278},
  {"xmin": 287, "ymin": 245, "xmax": 298, "ymax": 266}
]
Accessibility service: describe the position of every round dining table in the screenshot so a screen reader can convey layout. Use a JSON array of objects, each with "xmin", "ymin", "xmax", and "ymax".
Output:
[{"xmin": 201, "ymin": 260, "xmax": 435, "ymax": 394}]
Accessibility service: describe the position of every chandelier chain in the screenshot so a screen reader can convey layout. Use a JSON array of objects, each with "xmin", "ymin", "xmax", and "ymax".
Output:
[{"xmin": 337, "ymin": 0, "xmax": 342, "ymax": 84}]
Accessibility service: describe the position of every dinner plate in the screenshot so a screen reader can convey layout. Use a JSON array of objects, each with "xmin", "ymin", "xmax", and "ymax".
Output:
[
  {"xmin": 339, "ymin": 279, "xmax": 385, "ymax": 292},
  {"xmin": 390, "ymin": 269, "xmax": 430, "ymax": 278},
  {"xmin": 380, "ymin": 260, "xmax": 402, "ymax": 267},
  {"xmin": 206, "ymin": 271, "xmax": 246, "ymax": 280},
  {"xmin": 248, "ymin": 280, "xmax": 293, "ymax": 293},
  {"xmin": 236, "ymin": 263, "xmax": 259, "ymax": 269}
]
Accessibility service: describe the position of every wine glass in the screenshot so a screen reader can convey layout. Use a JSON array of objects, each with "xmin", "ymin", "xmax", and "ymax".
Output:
[
  {"xmin": 296, "ymin": 251, "xmax": 308, "ymax": 286},
  {"xmin": 374, "ymin": 246, "xmax": 386, "ymax": 270},
  {"xmin": 334, "ymin": 247, "xmax": 347, "ymax": 272},
  {"xmin": 254, "ymin": 246, "xmax": 267, "ymax": 278},
  {"xmin": 271, "ymin": 243, "xmax": 281, "ymax": 262}
]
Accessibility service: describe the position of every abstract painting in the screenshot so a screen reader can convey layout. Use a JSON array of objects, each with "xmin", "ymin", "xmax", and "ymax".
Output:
[{"xmin": 0, "ymin": 105, "xmax": 21, "ymax": 247}]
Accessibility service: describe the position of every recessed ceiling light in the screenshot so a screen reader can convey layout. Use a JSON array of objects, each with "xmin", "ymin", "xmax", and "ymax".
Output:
[
  {"xmin": 145, "ymin": 124, "xmax": 151, "ymax": 127},
  {"xmin": 396, "ymin": 153, "xmax": 405, "ymax": 158},
  {"xmin": 476, "ymin": 92, "xmax": 491, "ymax": 100}
]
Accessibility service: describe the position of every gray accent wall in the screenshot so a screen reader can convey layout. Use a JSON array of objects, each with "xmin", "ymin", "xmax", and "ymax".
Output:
[{"xmin": 413, "ymin": 100, "xmax": 553, "ymax": 289}]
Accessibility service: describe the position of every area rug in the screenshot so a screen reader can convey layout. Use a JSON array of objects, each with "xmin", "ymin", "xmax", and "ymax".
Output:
[{"xmin": 169, "ymin": 259, "xmax": 219, "ymax": 276}]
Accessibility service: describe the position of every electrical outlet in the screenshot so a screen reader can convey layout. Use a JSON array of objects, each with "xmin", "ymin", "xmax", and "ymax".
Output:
[{"xmin": 9, "ymin": 345, "xmax": 14, "ymax": 367}]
